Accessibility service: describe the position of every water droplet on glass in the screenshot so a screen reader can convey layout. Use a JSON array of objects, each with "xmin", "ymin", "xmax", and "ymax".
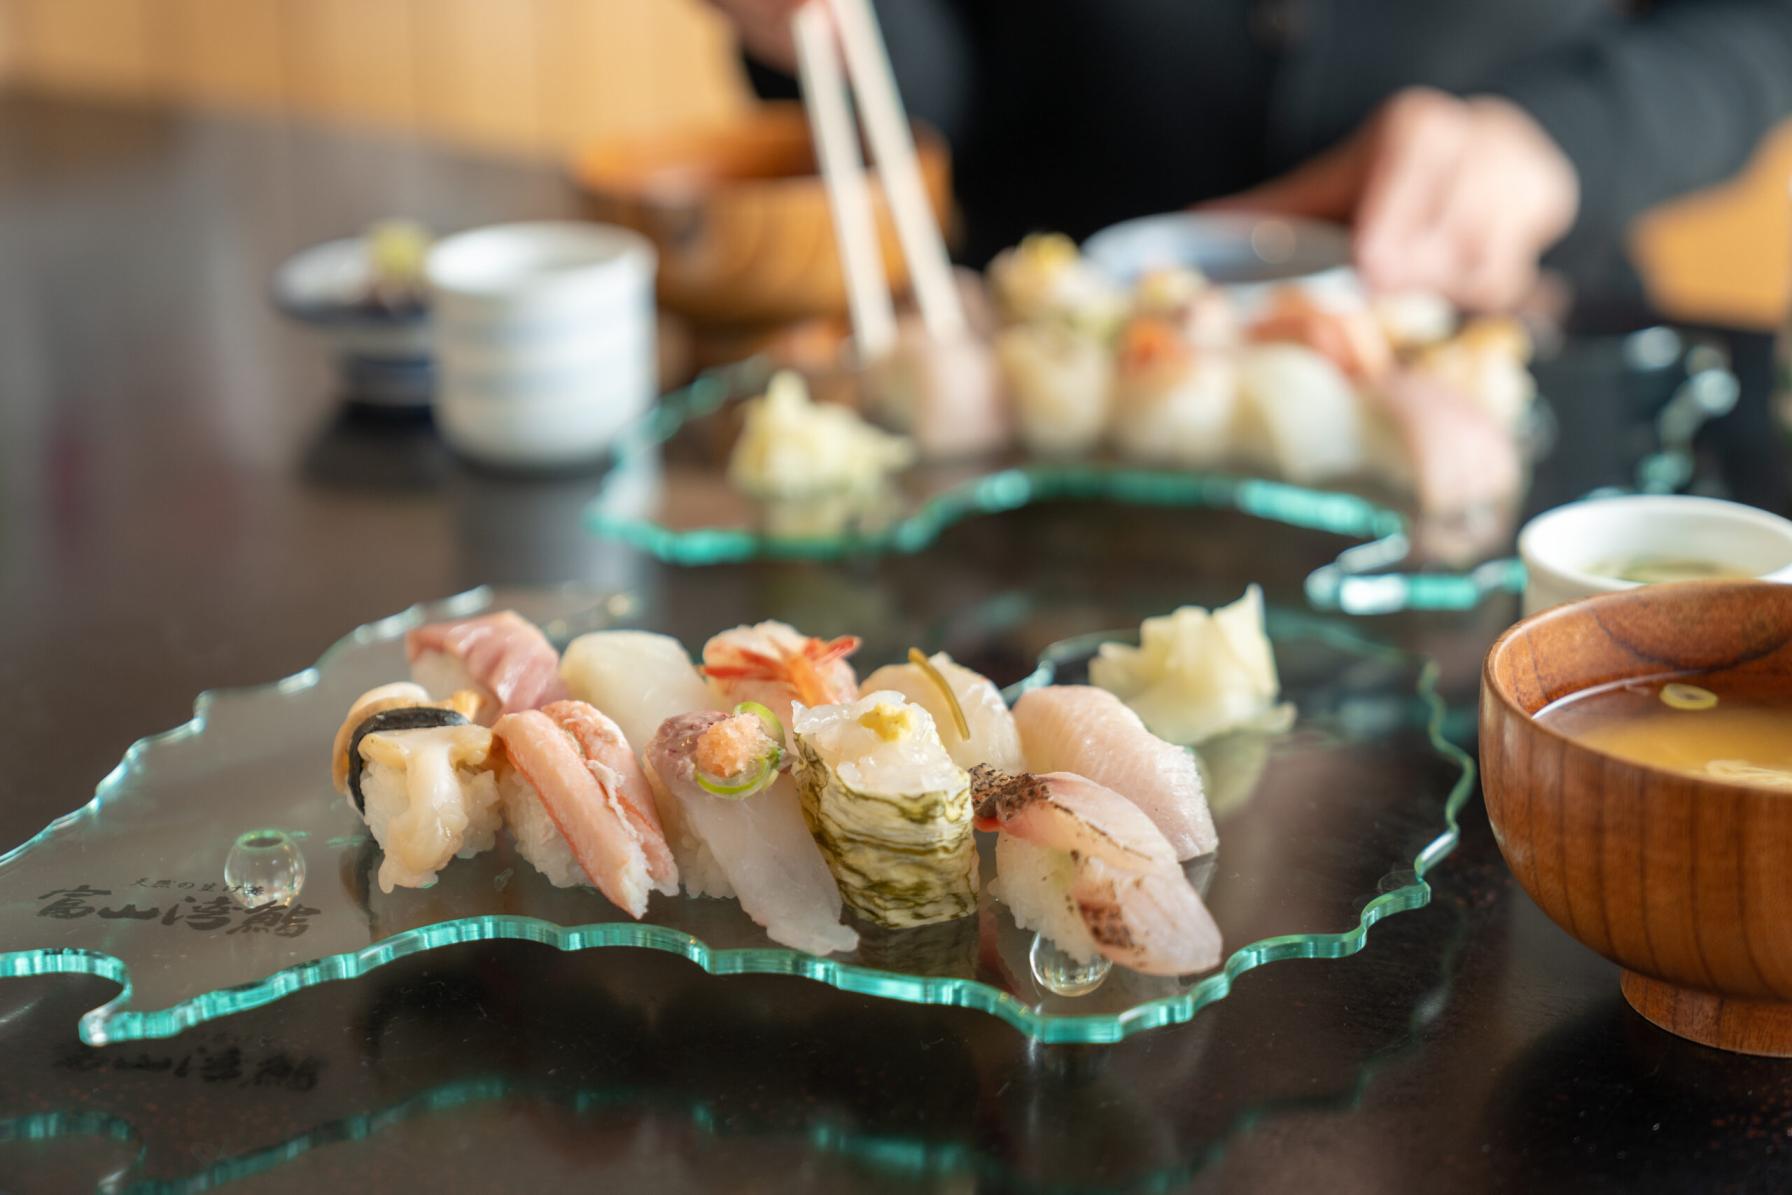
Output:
[
  {"xmin": 225, "ymin": 828, "xmax": 306, "ymax": 908},
  {"xmin": 1029, "ymin": 933, "xmax": 1110, "ymax": 997}
]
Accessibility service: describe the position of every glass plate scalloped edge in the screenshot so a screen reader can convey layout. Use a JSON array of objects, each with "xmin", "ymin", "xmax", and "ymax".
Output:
[
  {"xmin": 0, "ymin": 592, "xmax": 1474, "ymax": 1046},
  {"xmin": 584, "ymin": 356, "xmax": 1730, "ymax": 615}
]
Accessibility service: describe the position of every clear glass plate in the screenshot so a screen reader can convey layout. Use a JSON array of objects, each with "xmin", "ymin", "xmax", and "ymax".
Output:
[
  {"xmin": 585, "ymin": 341, "xmax": 1735, "ymax": 615},
  {"xmin": 0, "ymin": 586, "xmax": 1471, "ymax": 1046}
]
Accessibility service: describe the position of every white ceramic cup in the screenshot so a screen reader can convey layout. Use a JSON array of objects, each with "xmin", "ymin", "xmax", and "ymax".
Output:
[
  {"xmin": 426, "ymin": 221, "xmax": 655, "ymax": 467},
  {"xmin": 1518, "ymin": 494, "xmax": 1792, "ymax": 616}
]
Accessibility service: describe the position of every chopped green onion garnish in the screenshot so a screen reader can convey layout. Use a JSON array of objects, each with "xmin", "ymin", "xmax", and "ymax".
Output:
[
  {"xmin": 909, "ymin": 647, "xmax": 970, "ymax": 740},
  {"xmin": 735, "ymin": 700, "xmax": 785, "ymax": 743},
  {"xmin": 1660, "ymin": 683, "xmax": 1718, "ymax": 712},
  {"xmin": 694, "ymin": 751, "xmax": 780, "ymax": 799}
]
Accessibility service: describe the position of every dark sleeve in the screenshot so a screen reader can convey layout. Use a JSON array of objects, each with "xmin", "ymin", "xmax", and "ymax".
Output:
[
  {"xmin": 1485, "ymin": 0, "xmax": 1792, "ymax": 271},
  {"xmin": 741, "ymin": 0, "xmax": 977, "ymax": 147}
]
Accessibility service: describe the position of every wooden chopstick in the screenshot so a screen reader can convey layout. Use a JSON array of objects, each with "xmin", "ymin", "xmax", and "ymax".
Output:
[
  {"xmin": 793, "ymin": 1, "xmax": 897, "ymax": 360},
  {"xmin": 828, "ymin": 0, "xmax": 966, "ymax": 343}
]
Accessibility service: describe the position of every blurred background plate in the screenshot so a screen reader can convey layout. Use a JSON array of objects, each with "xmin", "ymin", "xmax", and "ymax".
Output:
[{"xmin": 1084, "ymin": 212, "xmax": 1356, "ymax": 307}]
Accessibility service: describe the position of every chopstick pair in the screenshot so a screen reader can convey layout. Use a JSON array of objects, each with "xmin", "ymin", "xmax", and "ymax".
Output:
[{"xmin": 791, "ymin": 0, "xmax": 965, "ymax": 361}]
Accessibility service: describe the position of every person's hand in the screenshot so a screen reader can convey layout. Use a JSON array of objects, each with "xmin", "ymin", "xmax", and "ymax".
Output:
[
  {"xmin": 706, "ymin": 0, "xmax": 806, "ymax": 75},
  {"xmin": 1203, "ymin": 88, "xmax": 1579, "ymax": 311}
]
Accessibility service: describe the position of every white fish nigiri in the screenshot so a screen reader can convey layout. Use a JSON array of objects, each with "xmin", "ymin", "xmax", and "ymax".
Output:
[
  {"xmin": 493, "ymin": 701, "xmax": 678, "ymax": 916},
  {"xmin": 1234, "ymin": 343, "xmax": 1368, "ymax": 484},
  {"xmin": 974, "ymin": 766, "xmax": 1221, "ymax": 976},
  {"xmin": 406, "ymin": 610, "xmax": 569, "ymax": 725},
  {"xmin": 560, "ymin": 630, "xmax": 719, "ymax": 753},
  {"xmin": 647, "ymin": 711, "xmax": 858, "ymax": 956},
  {"xmin": 994, "ymin": 323, "xmax": 1111, "ymax": 457},
  {"xmin": 559, "ymin": 630, "xmax": 736, "ymax": 895},
  {"xmin": 859, "ymin": 651, "xmax": 1024, "ymax": 773},
  {"xmin": 1012, "ymin": 685, "xmax": 1217, "ymax": 859}
]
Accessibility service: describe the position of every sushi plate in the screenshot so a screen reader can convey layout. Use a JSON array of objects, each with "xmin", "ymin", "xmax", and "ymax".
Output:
[
  {"xmin": 583, "ymin": 348, "xmax": 1732, "ymax": 616},
  {"xmin": 0, "ymin": 585, "xmax": 1473, "ymax": 1046}
]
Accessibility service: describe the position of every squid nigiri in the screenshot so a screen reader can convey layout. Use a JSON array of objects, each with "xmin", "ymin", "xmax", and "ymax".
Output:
[
  {"xmin": 406, "ymin": 610, "xmax": 569, "ymax": 725},
  {"xmin": 974, "ymin": 766, "xmax": 1221, "ymax": 976},
  {"xmin": 560, "ymin": 630, "xmax": 717, "ymax": 754},
  {"xmin": 332, "ymin": 683, "xmax": 502, "ymax": 894},
  {"xmin": 493, "ymin": 700, "xmax": 678, "ymax": 916},
  {"xmin": 702, "ymin": 621, "xmax": 860, "ymax": 731},
  {"xmin": 647, "ymin": 710, "xmax": 859, "ymax": 955},
  {"xmin": 859, "ymin": 650, "xmax": 1024, "ymax": 773},
  {"xmin": 1012, "ymin": 685, "xmax": 1217, "ymax": 859}
]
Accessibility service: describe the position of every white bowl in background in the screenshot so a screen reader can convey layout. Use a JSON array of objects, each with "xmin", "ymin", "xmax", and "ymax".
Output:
[
  {"xmin": 1518, "ymin": 494, "xmax": 1792, "ymax": 616},
  {"xmin": 427, "ymin": 221, "xmax": 656, "ymax": 468},
  {"xmin": 1081, "ymin": 212, "xmax": 1356, "ymax": 311}
]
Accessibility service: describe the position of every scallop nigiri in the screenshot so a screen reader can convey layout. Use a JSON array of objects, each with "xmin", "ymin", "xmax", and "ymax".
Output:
[
  {"xmin": 332, "ymin": 683, "xmax": 503, "ymax": 894},
  {"xmin": 560, "ymin": 630, "xmax": 717, "ymax": 753},
  {"xmin": 702, "ymin": 621, "xmax": 860, "ymax": 730},
  {"xmin": 648, "ymin": 711, "xmax": 858, "ymax": 955},
  {"xmin": 1012, "ymin": 685, "xmax": 1217, "ymax": 859},
  {"xmin": 859, "ymin": 650, "xmax": 1023, "ymax": 773},
  {"xmin": 493, "ymin": 700, "xmax": 678, "ymax": 916},
  {"xmin": 406, "ymin": 610, "xmax": 569, "ymax": 725},
  {"xmin": 974, "ymin": 766, "xmax": 1221, "ymax": 976}
]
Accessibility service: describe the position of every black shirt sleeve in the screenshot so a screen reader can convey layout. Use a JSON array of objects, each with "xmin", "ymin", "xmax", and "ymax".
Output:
[
  {"xmin": 740, "ymin": 0, "xmax": 976, "ymax": 147},
  {"xmin": 1486, "ymin": 0, "xmax": 1792, "ymax": 276}
]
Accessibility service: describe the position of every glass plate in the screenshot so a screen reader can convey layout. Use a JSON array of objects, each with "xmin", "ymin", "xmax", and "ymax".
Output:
[
  {"xmin": 0, "ymin": 586, "xmax": 1471, "ymax": 1046},
  {"xmin": 585, "ymin": 336, "xmax": 1736, "ymax": 614}
]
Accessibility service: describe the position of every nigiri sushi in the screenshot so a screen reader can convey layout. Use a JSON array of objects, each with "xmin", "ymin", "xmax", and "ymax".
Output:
[
  {"xmin": 859, "ymin": 650, "xmax": 1024, "ymax": 773},
  {"xmin": 492, "ymin": 700, "xmax": 678, "ymax": 916},
  {"xmin": 974, "ymin": 766, "xmax": 1221, "ymax": 976},
  {"xmin": 1012, "ymin": 685, "xmax": 1217, "ymax": 859},
  {"xmin": 994, "ymin": 322, "xmax": 1110, "ymax": 457},
  {"xmin": 1233, "ymin": 343, "xmax": 1368, "ymax": 484},
  {"xmin": 791, "ymin": 692, "xmax": 978, "ymax": 928},
  {"xmin": 406, "ymin": 610, "xmax": 569, "ymax": 725},
  {"xmin": 1365, "ymin": 369, "xmax": 1522, "ymax": 514},
  {"xmin": 866, "ymin": 323, "xmax": 1011, "ymax": 460},
  {"xmin": 1086, "ymin": 586, "xmax": 1291, "ymax": 746},
  {"xmin": 1108, "ymin": 316, "xmax": 1238, "ymax": 469},
  {"xmin": 560, "ymin": 630, "xmax": 716, "ymax": 753},
  {"xmin": 330, "ymin": 682, "xmax": 481, "ymax": 796},
  {"xmin": 702, "ymin": 621, "xmax": 860, "ymax": 731},
  {"xmin": 1246, "ymin": 286, "xmax": 1392, "ymax": 381},
  {"xmin": 1409, "ymin": 316, "xmax": 1535, "ymax": 432},
  {"xmin": 332, "ymin": 684, "xmax": 502, "ymax": 894},
  {"xmin": 647, "ymin": 710, "xmax": 859, "ymax": 955},
  {"xmin": 1132, "ymin": 267, "xmax": 1238, "ymax": 350},
  {"xmin": 987, "ymin": 232, "xmax": 1125, "ymax": 335}
]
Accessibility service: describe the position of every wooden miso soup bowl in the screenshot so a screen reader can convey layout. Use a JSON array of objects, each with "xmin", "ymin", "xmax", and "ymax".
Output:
[
  {"xmin": 1482, "ymin": 580, "xmax": 1792, "ymax": 1056},
  {"xmin": 571, "ymin": 103, "xmax": 951, "ymax": 326}
]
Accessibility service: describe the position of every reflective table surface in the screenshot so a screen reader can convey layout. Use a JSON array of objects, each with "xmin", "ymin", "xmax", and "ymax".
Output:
[{"xmin": 4, "ymin": 90, "xmax": 1792, "ymax": 1194}]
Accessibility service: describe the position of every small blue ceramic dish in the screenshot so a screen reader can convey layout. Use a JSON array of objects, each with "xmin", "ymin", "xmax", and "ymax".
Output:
[
  {"xmin": 272, "ymin": 237, "xmax": 434, "ymax": 409},
  {"xmin": 1082, "ymin": 212, "xmax": 1354, "ymax": 307}
]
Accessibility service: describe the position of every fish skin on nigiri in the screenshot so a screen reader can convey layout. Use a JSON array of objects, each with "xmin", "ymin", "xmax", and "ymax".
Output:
[
  {"xmin": 406, "ymin": 610, "xmax": 569, "ymax": 725},
  {"xmin": 493, "ymin": 701, "xmax": 678, "ymax": 917},
  {"xmin": 647, "ymin": 711, "xmax": 859, "ymax": 956},
  {"xmin": 859, "ymin": 651, "xmax": 1024, "ymax": 774},
  {"xmin": 974, "ymin": 766, "xmax": 1221, "ymax": 977},
  {"xmin": 1012, "ymin": 685, "xmax": 1218, "ymax": 859}
]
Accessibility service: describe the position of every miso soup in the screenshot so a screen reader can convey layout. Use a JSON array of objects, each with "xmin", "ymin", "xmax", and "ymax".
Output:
[{"xmin": 1534, "ymin": 676, "xmax": 1792, "ymax": 788}]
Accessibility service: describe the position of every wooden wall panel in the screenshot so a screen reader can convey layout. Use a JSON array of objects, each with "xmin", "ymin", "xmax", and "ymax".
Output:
[
  {"xmin": 158, "ymin": 0, "xmax": 286, "ymax": 110},
  {"xmin": 408, "ymin": 0, "xmax": 545, "ymax": 153},
  {"xmin": 282, "ymin": 0, "xmax": 418, "ymax": 130},
  {"xmin": 7, "ymin": 0, "xmax": 157, "ymax": 95}
]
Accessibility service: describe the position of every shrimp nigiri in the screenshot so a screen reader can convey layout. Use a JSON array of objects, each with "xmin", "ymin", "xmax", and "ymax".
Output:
[
  {"xmin": 701, "ymin": 621, "xmax": 860, "ymax": 730},
  {"xmin": 493, "ymin": 700, "xmax": 678, "ymax": 916},
  {"xmin": 406, "ymin": 610, "xmax": 569, "ymax": 725},
  {"xmin": 1246, "ymin": 286, "xmax": 1392, "ymax": 381},
  {"xmin": 1012, "ymin": 685, "xmax": 1217, "ymax": 859},
  {"xmin": 974, "ymin": 766, "xmax": 1221, "ymax": 976}
]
